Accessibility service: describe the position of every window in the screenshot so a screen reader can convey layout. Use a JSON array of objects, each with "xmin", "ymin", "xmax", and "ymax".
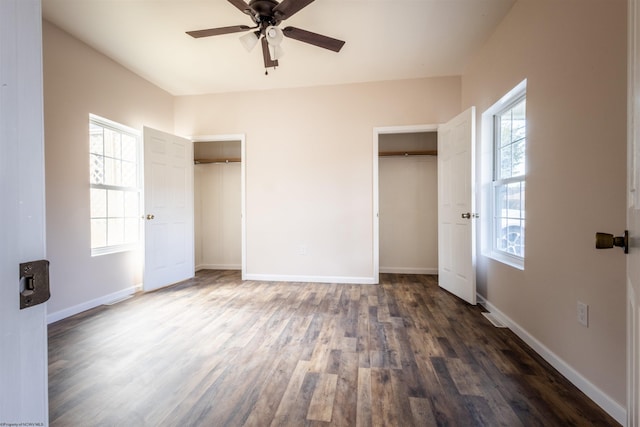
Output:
[
  {"xmin": 494, "ymin": 96, "xmax": 526, "ymax": 258},
  {"xmin": 89, "ymin": 115, "xmax": 141, "ymax": 255},
  {"xmin": 481, "ymin": 80, "xmax": 526, "ymax": 269}
]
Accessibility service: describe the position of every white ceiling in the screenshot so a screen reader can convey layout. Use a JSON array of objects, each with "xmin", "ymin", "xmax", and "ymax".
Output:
[{"xmin": 42, "ymin": 0, "xmax": 516, "ymax": 96}]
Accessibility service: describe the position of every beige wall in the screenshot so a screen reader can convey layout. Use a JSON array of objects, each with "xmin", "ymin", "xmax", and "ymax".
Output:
[
  {"xmin": 462, "ymin": 0, "xmax": 627, "ymax": 409},
  {"xmin": 174, "ymin": 77, "xmax": 461, "ymax": 281},
  {"xmin": 379, "ymin": 155, "xmax": 438, "ymax": 273},
  {"xmin": 194, "ymin": 163, "xmax": 242, "ymax": 270},
  {"xmin": 43, "ymin": 21, "xmax": 175, "ymax": 317}
]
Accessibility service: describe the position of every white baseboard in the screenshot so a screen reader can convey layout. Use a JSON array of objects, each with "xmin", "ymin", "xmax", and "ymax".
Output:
[
  {"xmin": 196, "ymin": 264, "xmax": 241, "ymax": 272},
  {"xmin": 244, "ymin": 273, "xmax": 376, "ymax": 285},
  {"xmin": 477, "ymin": 294, "xmax": 627, "ymax": 426},
  {"xmin": 47, "ymin": 286, "xmax": 138, "ymax": 324},
  {"xmin": 379, "ymin": 267, "xmax": 438, "ymax": 275}
]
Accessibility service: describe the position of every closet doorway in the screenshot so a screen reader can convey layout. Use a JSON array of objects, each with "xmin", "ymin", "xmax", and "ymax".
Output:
[
  {"xmin": 193, "ymin": 135, "xmax": 246, "ymax": 278},
  {"xmin": 373, "ymin": 125, "xmax": 438, "ymax": 283}
]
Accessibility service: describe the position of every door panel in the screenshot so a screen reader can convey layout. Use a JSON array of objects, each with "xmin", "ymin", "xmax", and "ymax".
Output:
[
  {"xmin": 438, "ymin": 107, "xmax": 476, "ymax": 304},
  {"xmin": 0, "ymin": 0, "xmax": 48, "ymax": 421},
  {"xmin": 629, "ymin": 1, "xmax": 640, "ymax": 424},
  {"xmin": 143, "ymin": 127, "xmax": 194, "ymax": 291}
]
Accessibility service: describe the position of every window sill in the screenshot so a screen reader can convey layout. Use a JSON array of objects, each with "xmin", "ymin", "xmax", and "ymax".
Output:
[
  {"xmin": 91, "ymin": 243, "xmax": 139, "ymax": 257},
  {"xmin": 486, "ymin": 250, "xmax": 525, "ymax": 270}
]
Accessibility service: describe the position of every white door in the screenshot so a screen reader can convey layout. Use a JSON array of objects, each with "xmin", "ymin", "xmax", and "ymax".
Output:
[
  {"xmin": 438, "ymin": 107, "xmax": 476, "ymax": 304},
  {"xmin": 143, "ymin": 127, "xmax": 194, "ymax": 291},
  {"xmin": 0, "ymin": 0, "xmax": 49, "ymax": 422},
  {"xmin": 628, "ymin": 0, "xmax": 640, "ymax": 424}
]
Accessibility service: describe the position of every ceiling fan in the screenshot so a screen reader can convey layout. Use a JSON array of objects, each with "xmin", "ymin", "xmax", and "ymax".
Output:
[{"xmin": 186, "ymin": 0, "xmax": 345, "ymax": 72}]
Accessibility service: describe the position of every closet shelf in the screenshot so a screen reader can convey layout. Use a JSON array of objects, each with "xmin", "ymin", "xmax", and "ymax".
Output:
[
  {"xmin": 194, "ymin": 158, "xmax": 241, "ymax": 164},
  {"xmin": 378, "ymin": 150, "xmax": 437, "ymax": 157}
]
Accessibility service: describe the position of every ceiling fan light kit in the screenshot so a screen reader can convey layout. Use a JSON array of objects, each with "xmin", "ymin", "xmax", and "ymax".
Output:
[
  {"xmin": 239, "ymin": 31, "xmax": 260, "ymax": 52},
  {"xmin": 186, "ymin": 0, "xmax": 345, "ymax": 73}
]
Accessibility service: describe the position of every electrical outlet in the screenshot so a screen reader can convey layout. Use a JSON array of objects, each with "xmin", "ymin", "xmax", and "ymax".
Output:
[
  {"xmin": 577, "ymin": 301, "xmax": 589, "ymax": 327},
  {"xmin": 299, "ymin": 245, "xmax": 307, "ymax": 256}
]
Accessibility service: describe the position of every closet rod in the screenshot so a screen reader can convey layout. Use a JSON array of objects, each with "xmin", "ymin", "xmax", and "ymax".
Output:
[
  {"xmin": 194, "ymin": 158, "xmax": 241, "ymax": 164},
  {"xmin": 378, "ymin": 150, "xmax": 437, "ymax": 157}
]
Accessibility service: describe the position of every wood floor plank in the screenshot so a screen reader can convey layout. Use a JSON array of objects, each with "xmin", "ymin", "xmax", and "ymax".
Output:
[
  {"xmin": 370, "ymin": 368, "xmax": 400, "ymax": 427},
  {"xmin": 408, "ymin": 396, "xmax": 438, "ymax": 426},
  {"xmin": 330, "ymin": 350, "xmax": 358, "ymax": 426},
  {"xmin": 48, "ymin": 271, "xmax": 621, "ymax": 427},
  {"xmin": 355, "ymin": 367, "xmax": 372, "ymax": 427},
  {"xmin": 306, "ymin": 373, "xmax": 338, "ymax": 422},
  {"xmin": 270, "ymin": 360, "xmax": 313, "ymax": 426}
]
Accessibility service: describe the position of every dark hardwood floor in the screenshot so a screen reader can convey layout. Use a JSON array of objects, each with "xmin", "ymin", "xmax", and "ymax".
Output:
[{"xmin": 48, "ymin": 270, "xmax": 619, "ymax": 426}]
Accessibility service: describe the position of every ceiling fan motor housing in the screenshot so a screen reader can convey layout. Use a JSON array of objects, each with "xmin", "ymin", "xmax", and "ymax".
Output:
[{"xmin": 248, "ymin": 0, "xmax": 283, "ymax": 26}]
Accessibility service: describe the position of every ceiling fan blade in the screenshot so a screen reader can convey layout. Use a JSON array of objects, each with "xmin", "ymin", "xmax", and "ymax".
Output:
[
  {"xmin": 186, "ymin": 25, "xmax": 252, "ymax": 38},
  {"xmin": 273, "ymin": 0, "xmax": 315, "ymax": 20},
  {"xmin": 227, "ymin": 0, "xmax": 251, "ymax": 14},
  {"xmin": 262, "ymin": 37, "xmax": 279, "ymax": 68},
  {"xmin": 282, "ymin": 27, "xmax": 345, "ymax": 52}
]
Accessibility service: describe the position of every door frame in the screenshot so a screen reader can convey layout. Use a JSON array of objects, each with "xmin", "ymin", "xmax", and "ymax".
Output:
[
  {"xmin": 372, "ymin": 124, "xmax": 439, "ymax": 284},
  {"xmin": 191, "ymin": 134, "xmax": 247, "ymax": 279}
]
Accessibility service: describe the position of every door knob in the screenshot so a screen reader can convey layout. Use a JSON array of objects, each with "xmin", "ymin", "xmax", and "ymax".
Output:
[
  {"xmin": 461, "ymin": 213, "xmax": 471, "ymax": 219},
  {"xmin": 146, "ymin": 214, "xmax": 155, "ymax": 220},
  {"xmin": 595, "ymin": 231, "xmax": 628, "ymax": 254}
]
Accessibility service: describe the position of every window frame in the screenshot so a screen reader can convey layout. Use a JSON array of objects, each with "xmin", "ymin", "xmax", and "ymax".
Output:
[
  {"xmin": 89, "ymin": 114, "xmax": 142, "ymax": 256},
  {"xmin": 481, "ymin": 80, "xmax": 527, "ymax": 270}
]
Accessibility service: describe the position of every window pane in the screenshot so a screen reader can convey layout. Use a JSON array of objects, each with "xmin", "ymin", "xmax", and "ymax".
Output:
[
  {"xmin": 512, "ymin": 100, "xmax": 526, "ymax": 135},
  {"xmin": 107, "ymin": 218, "xmax": 124, "ymax": 246},
  {"xmin": 495, "ymin": 184, "xmax": 507, "ymax": 216},
  {"xmin": 91, "ymin": 218, "xmax": 107, "ymax": 249},
  {"xmin": 498, "ymin": 145, "xmax": 512, "ymax": 180},
  {"xmin": 90, "ymin": 188, "xmax": 107, "ymax": 218},
  {"xmin": 107, "ymin": 190, "xmax": 125, "ymax": 218},
  {"xmin": 90, "ymin": 125, "xmax": 104, "ymax": 155},
  {"xmin": 122, "ymin": 134, "xmax": 137, "ymax": 162},
  {"xmin": 122, "ymin": 160, "xmax": 137, "ymax": 188},
  {"xmin": 506, "ymin": 182, "xmax": 522, "ymax": 214},
  {"xmin": 90, "ymin": 154, "xmax": 104, "ymax": 184},
  {"xmin": 500, "ymin": 114, "xmax": 512, "ymax": 147},
  {"xmin": 511, "ymin": 139, "xmax": 525, "ymax": 177},
  {"xmin": 494, "ymin": 182, "xmax": 525, "ymax": 257},
  {"xmin": 104, "ymin": 128, "xmax": 121, "ymax": 159},
  {"xmin": 104, "ymin": 158, "xmax": 122, "ymax": 186},
  {"xmin": 124, "ymin": 191, "xmax": 139, "ymax": 218}
]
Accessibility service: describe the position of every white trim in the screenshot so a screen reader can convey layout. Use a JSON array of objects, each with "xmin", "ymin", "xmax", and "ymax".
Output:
[
  {"xmin": 89, "ymin": 113, "xmax": 140, "ymax": 136},
  {"xmin": 372, "ymin": 124, "xmax": 440, "ymax": 286},
  {"xmin": 47, "ymin": 286, "xmax": 138, "ymax": 324},
  {"xmin": 379, "ymin": 267, "xmax": 438, "ymax": 275},
  {"xmin": 628, "ymin": 279, "xmax": 638, "ymax": 427},
  {"xmin": 486, "ymin": 250, "xmax": 525, "ymax": 271},
  {"xmin": 196, "ymin": 264, "xmax": 241, "ymax": 271},
  {"xmin": 190, "ymin": 134, "xmax": 247, "ymax": 280},
  {"xmin": 244, "ymin": 274, "xmax": 376, "ymax": 285},
  {"xmin": 477, "ymin": 294, "xmax": 627, "ymax": 425}
]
